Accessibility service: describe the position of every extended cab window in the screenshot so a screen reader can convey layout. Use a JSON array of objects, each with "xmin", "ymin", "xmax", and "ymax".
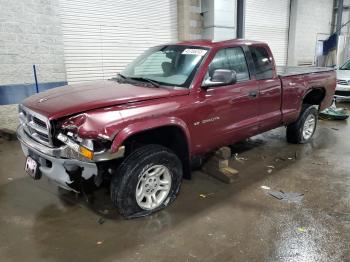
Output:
[
  {"xmin": 249, "ymin": 46, "xmax": 273, "ymax": 80},
  {"xmin": 203, "ymin": 47, "xmax": 250, "ymax": 85}
]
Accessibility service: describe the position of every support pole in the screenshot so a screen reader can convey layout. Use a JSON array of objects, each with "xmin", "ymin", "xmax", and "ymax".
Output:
[
  {"xmin": 236, "ymin": 0, "xmax": 244, "ymax": 38},
  {"xmin": 336, "ymin": 0, "xmax": 344, "ymax": 37},
  {"xmin": 33, "ymin": 64, "xmax": 39, "ymax": 93}
]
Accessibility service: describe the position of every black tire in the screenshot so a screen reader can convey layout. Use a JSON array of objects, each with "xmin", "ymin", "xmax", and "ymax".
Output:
[
  {"xmin": 111, "ymin": 144, "xmax": 183, "ymax": 218},
  {"xmin": 286, "ymin": 104, "xmax": 318, "ymax": 144}
]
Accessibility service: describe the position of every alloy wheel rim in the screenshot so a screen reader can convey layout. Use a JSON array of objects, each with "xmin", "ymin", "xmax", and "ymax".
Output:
[
  {"xmin": 135, "ymin": 164, "xmax": 172, "ymax": 210},
  {"xmin": 302, "ymin": 114, "xmax": 316, "ymax": 140}
]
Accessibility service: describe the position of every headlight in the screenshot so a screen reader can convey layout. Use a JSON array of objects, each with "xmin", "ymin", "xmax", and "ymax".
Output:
[
  {"xmin": 80, "ymin": 138, "xmax": 94, "ymax": 151},
  {"xmin": 79, "ymin": 146, "xmax": 94, "ymax": 160},
  {"xmin": 57, "ymin": 133, "xmax": 94, "ymax": 160}
]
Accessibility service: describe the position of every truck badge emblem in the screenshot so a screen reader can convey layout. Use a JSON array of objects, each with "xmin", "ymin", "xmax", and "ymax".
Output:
[{"xmin": 38, "ymin": 98, "xmax": 48, "ymax": 103}]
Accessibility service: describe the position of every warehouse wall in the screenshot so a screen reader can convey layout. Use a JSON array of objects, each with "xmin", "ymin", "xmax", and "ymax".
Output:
[
  {"xmin": 201, "ymin": 0, "xmax": 237, "ymax": 41},
  {"xmin": 288, "ymin": 0, "xmax": 333, "ymax": 66},
  {"xmin": 337, "ymin": 0, "xmax": 350, "ymax": 66},
  {"xmin": 60, "ymin": 0, "xmax": 178, "ymax": 84},
  {"xmin": 178, "ymin": 0, "xmax": 203, "ymax": 40},
  {"xmin": 0, "ymin": 0, "xmax": 67, "ymax": 105}
]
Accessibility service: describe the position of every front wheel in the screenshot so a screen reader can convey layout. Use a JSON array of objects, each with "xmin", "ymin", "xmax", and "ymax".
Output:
[
  {"xmin": 111, "ymin": 144, "xmax": 183, "ymax": 218},
  {"xmin": 286, "ymin": 104, "xmax": 318, "ymax": 144}
]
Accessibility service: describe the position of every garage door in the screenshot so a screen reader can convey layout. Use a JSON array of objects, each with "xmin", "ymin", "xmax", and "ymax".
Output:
[
  {"xmin": 59, "ymin": 0, "xmax": 178, "ymax": 83},
  {"xmin": 244, "ymin": 0, "xmax": 290, "ymax": 66}
]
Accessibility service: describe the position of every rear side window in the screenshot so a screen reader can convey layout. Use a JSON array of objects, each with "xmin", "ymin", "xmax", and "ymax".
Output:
[
  {"xmin": 249, "ymin": 46, "xmax": 273, "ymax": 80},
  {"xmin": 206, "ymin": 47, "xmax": 250, "ymax": 83}
]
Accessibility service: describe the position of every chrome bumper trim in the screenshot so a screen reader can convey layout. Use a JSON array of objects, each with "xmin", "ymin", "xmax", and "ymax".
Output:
[
  {"xmin": 19, "ymin": 104, "xmax": 53, "ymax": 147},
  {"xmin": 17, "ymin": 124, "xmax": 66, "ymax": 158},
  {"xmin": 334, "ymin": 95, "xmax": 350, "ymax": 99},
  {"xmin": 20, "ymin": 141, "xmax": 97, "ymax": 192},
  {"xmin": 16, "ymin": 125, "xmax": 125, "ymax": 162}
]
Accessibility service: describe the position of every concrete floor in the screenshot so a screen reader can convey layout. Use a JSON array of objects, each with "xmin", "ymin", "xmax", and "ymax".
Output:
[
  {"xmin": 0, "ymin": 104, "xmax": 350, "ymax": 262},
  {"xmin": 0, "ymin": 104, "xmax": 19, "ymax": 132}
]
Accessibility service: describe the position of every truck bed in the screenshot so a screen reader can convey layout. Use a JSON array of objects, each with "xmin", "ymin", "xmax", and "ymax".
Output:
[
  {"xmin": 277, "ymin": 66, "xmax": 334, "ymax": 77},
  {"xmin": 278, "ymin": 66, "xmax": 336, "ymax": 123}
]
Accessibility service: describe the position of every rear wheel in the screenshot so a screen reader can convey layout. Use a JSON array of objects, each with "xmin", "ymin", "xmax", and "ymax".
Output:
[
  {"xmin": 286, "ymin": 104, "xmax": 318, "ymax": 144},
  {"xmin": 111, "ymin": 144, "xmax": 183, "ymax": 218}
]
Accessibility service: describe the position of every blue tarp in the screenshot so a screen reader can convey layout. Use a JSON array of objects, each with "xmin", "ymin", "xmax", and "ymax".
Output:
[{"xmin": 323, "ymin": 33, "xmax": 337, "ymax": 55}]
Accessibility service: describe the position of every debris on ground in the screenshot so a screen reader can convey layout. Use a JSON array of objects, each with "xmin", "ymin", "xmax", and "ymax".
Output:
[
  {"xmin": 329, "ymin": 212, "xmax": 350, "ymax": 222},
  {"xmin": 267, "ymin": 190, "xmax": 304, "ymax": 203},
  {"xmin": 274, "ymin": 157, "xmax": 287, "ymax": 162},
  {"xmin": 98, "ymin": 218, "xmax": 105, "ymax": 225},
  {"xmin": 261, "ymin": 186, "xmax": 271, "ymax": 190},
  {"xmin": 98, "ymin": 209, "xmax": 110, "ymax": 215},
  {"xmin": 97, "ymin": 241, "xmax": 103, "ymax": 245},
  {"xmin": 319, "ymin": 100, "xmax": 349, "ymax": 120},
  {"xmin": 7, "ymin": 178, "xmax": 13, "ymax": 181},
  {"xmin": 267, "ymin": 165, "xmax": 275, "ymax": 173},
  {"xmin": 331, "ymin": 127, "xmax": 339, "ymax": 131},
  {"xmin": 274, "ymin": 154, "xmax": 297, "ymax": 162},
  {"xmin": 294, "ymin": 152, "xmax": 298, "ymax": 159},
  {"xmin": 200, "ymin": 193, "xmax": 214, "ymax": 198},
  {"xmin": 234, "ymin": 153, "xmax": 248, "ymax": 163},
  {"xmin": 297, "ymin": 227, "xmax": 306, "ymax": 233},
  {"xmin": 188, "ymin": 253, "xmax": 197, "ymax": 259},
  {"xmin": 311, "ymin": 161, "xmax": 331, "ymax": 166}
]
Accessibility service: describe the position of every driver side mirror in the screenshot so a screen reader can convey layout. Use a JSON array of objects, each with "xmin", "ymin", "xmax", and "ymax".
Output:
[{"xmin": 202, "ymin": 69, "xmax": 237, "ymax": 88}]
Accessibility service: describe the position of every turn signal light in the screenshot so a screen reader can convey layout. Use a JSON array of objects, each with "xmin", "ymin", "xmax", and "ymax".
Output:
[{"xmin": 79, "ymin": 146, "xmax": 94, "ymax": 160}]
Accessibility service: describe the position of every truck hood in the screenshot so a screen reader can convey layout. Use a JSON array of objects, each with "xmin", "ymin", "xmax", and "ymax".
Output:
[
  {"xmin": 22, "ymin": 80, "xmax": 189, "ymax": 120},
  {"xmin": 336, "ymin": 69, "xmax": 350, "ymax": 79}
]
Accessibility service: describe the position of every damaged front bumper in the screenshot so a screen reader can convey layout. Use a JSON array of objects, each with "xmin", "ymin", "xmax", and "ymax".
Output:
[{"xmin": 16, "ymin": 125, "xmax": 124, "ymax": 191}]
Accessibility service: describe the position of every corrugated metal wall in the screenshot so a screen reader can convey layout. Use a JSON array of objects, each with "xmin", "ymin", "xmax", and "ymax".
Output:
[
  {"xmin": 59, "ymin": 0, "xmax": 178, "ymax": 83},
  {"xmin": 244, "ymin": 0, "xmax": 290, "ymax": 66}
]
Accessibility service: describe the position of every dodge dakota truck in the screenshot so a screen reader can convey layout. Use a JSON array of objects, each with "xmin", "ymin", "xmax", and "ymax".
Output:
[{"xmin": 17, "ymin": 39, "xmax": 335, "ymax": 218}]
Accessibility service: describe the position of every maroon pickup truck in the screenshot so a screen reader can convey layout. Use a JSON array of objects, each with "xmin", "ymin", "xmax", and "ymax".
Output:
[{"xmin": 17, "ymin": 39, "xmax": 335, "ymax": 218}]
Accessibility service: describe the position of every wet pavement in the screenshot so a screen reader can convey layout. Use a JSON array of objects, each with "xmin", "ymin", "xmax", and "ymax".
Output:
[
  {"xmin": 0, "ymin": 104, "xmax": 19, "ymax": 132},
  {"xmin": 0, "ymin": 103, "xmax": 350, "ymax": 262}
]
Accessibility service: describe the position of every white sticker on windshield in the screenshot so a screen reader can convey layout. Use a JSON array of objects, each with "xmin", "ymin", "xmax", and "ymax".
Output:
[{"xmin": 182, "ymin": 49, "xmax": 207, "ymax": 56}]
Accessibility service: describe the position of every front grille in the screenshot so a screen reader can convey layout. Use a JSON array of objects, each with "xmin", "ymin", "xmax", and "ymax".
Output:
[
  {"xmin": 33, "ymin": 117, "xmax": 47, "ymax": 129},
  {"xmin": 335, "ymin": 90, "xmax": 350, "ymax": 97},
  {"xmin": 337, "ymin": 79, "xmax": 350, "ymax": 85},
  {"xmin": 19, "ymin": 105, "xmax": 53, "ymax": 147}
]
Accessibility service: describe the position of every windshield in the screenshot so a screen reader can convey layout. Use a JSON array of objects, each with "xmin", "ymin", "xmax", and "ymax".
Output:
[
  {"xmin": 120, "ymin": 45, "xmax": 209, "ymax": 88},
  {"xmin": 340, "ymin": 60, "xmax": 350, "ymax": 70}
]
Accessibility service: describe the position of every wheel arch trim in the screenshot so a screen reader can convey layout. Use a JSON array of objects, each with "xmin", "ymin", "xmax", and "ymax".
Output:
[{"xmin": 110, "ymin": 116, "xmax": 191, "ymax": 155}]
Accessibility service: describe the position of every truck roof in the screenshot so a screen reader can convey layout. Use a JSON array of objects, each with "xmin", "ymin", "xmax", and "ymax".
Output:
[{"xmin": 175, "ymin": 39, "xmax": 266, "ymax": 48}]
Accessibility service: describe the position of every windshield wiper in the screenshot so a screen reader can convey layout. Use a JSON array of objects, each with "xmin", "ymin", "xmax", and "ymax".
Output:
[
  {"xmin": 117, "ymin": 73, "xmax": 127, "ymax": 79},
  {"xmin": 110, "ymin": 73, "xmax": 127, "ymax": 82},
  {"xmin": 128, "ymin": 77, "xmax": 161, "ymax": 88},
  {"xmin": 116, "ymin": 73, "xmax": 160, "ymax": 88}
]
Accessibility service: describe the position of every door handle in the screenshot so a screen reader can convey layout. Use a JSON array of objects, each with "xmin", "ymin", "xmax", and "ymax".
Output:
[{"xmin": 248, "ymin": 90, "xmax": 258, "ymax": 99}]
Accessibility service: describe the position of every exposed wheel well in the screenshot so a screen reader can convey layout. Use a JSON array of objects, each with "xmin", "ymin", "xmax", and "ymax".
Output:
[
  {"xmin": 123, "ymin": 126, "xmax": 191, "ymax": 179},
  {"xmin": 303, "ymin": 88, "xmax": 326, "ymax": 106}
]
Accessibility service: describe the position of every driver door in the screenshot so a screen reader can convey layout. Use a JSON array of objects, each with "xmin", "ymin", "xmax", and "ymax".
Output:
[{"xmin": 192, "ymin": 47, "xmax": 260, "ymax": 152}]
